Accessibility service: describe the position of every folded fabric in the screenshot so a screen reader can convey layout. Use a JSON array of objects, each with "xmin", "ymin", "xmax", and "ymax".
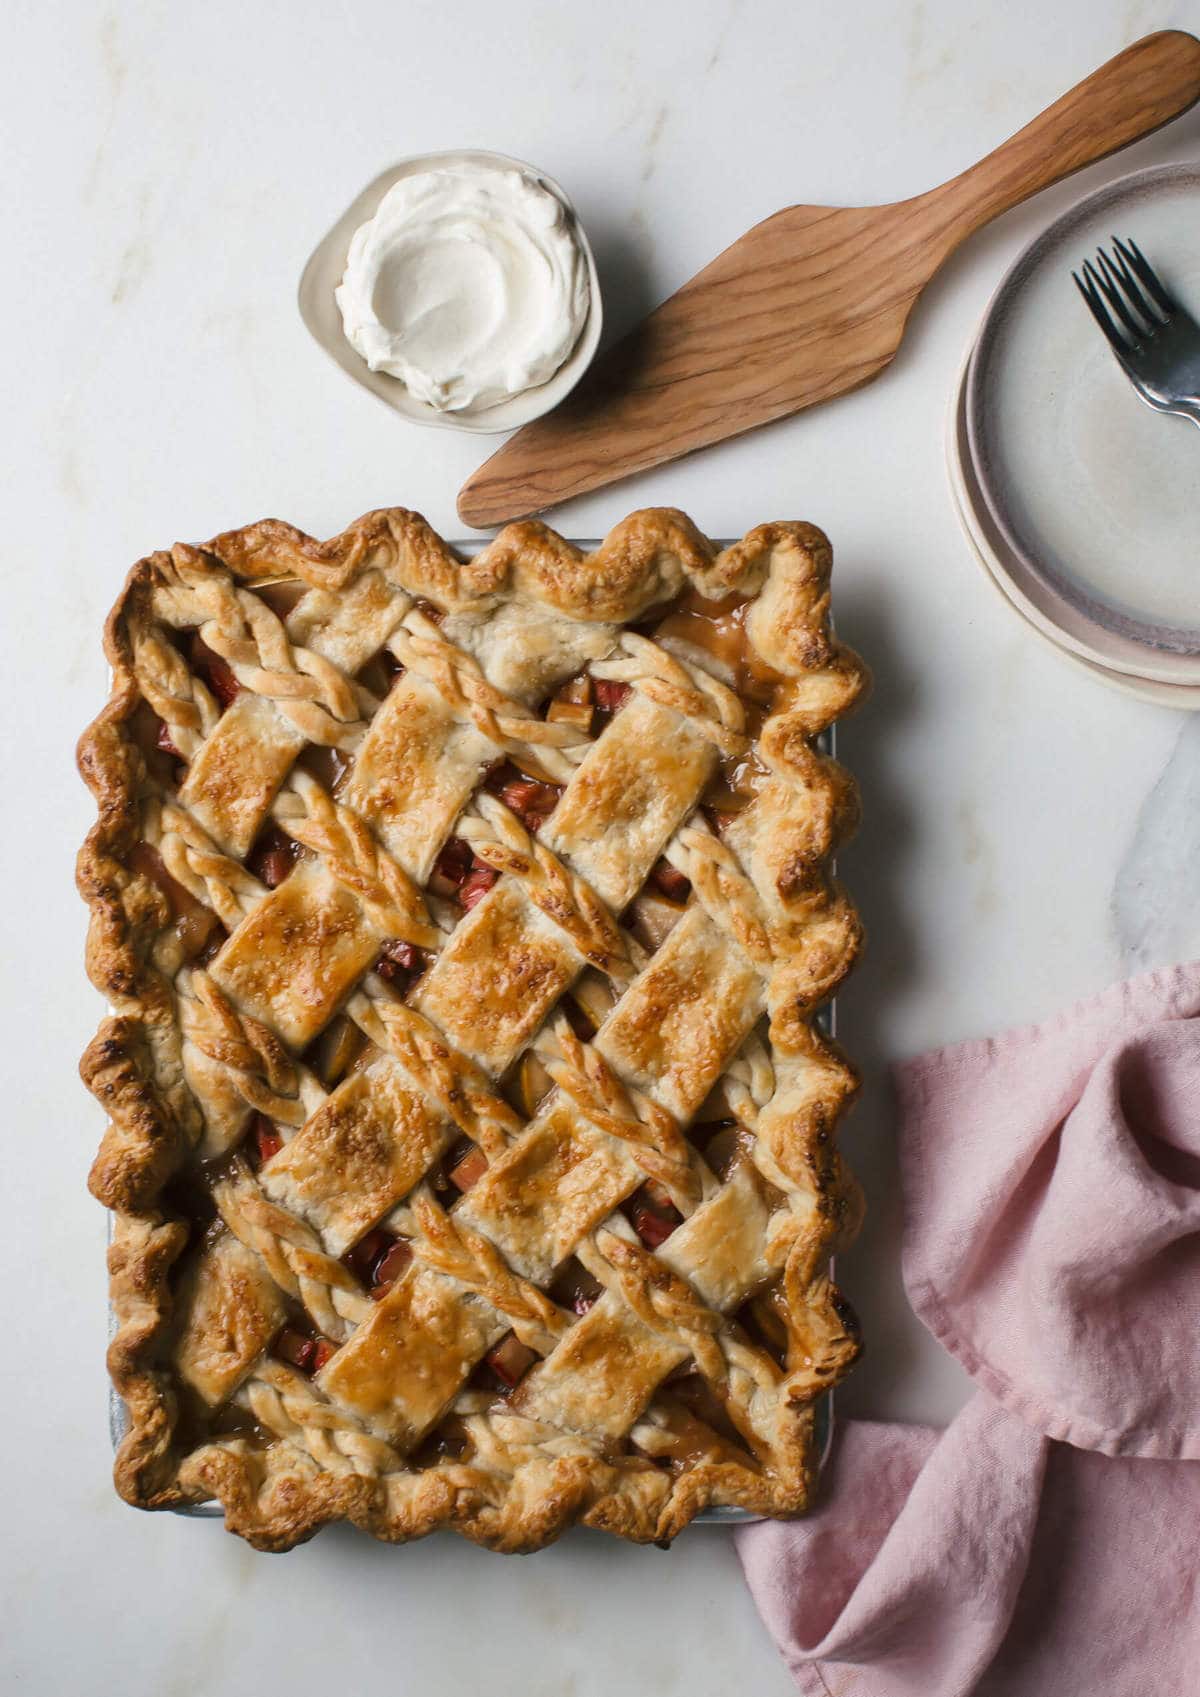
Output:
[{"xmin": 736, "ymin": 962, "xmax": 1200, "ymax": 1697}]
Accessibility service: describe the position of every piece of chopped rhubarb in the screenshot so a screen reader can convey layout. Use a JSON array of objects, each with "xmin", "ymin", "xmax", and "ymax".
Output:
[
  {"xmin": 704, "ymin": 807, "xmax": 738, "ymax": 838},
  {"xmin": 700, "ymin": 1125, "xmax": 741, "ymax": 1178},
  {"xmin": 642, "ymin": 1178, "xmax": 676, "ymax": 1211},
  {"xmin": 546, "ymin": 673, "xmax": 593, "ymax": 732},
  {"xmin": 311, "ymin": 1339, "xmax": 337, "ymax": 1371},
  {"xmin": 448, "ymin": 1145, "xmax": 488, "ymax": 1193},
  {"xmin": 630, "ymin": 1184, "xmax": 682, "ymax": 1249},
  {"xmin": 247, "ymin": 826, "xmax": 299, "ymax": 889},
  {"xmin": 594, "ymin": 679, "xmax": 632, "ymax": 714},
  {"xmin": 459, "ymin": 865, "xmax": 499, "ymax": 910},
  {"xmin": 127, "ymin": 841, "xmax": 191, "ymax": 913},
  {"xmin": 250, "ymin": 1113, "xmax": 283, "ymax": 1164},
  {"xmin": 173, "ymin": 905, "xmax": 220, "ymax": 959},
  {"xmin": 380, "ymin": 939, "xmax": 419, "ymax": 972},
  {"xmin": 298, "ymin": 743, "xmax": 351, "ymax": 794},
  {"xmin": 193, "ymin": 924, "xmax": 227, "ymax": 967},
  {"xmin": 190, "ymin": 633, "xmax": 241, "ymax": 708},
  {"xmin": 632, "ymin": 1208, "xmax": 678, "ymax": 1249},
  {"xmin": 559, "ymin": 995, "xmax": 596, "ymax": 1041},
  {"xmin": 552, "ymin": 673, "xmax": 592, "ymax": 705},
  {"xmin": 372, "ymin": 1240, "xmax": 412, "ymax": 1294},
  {"xmin": 344, "ymin": 1227, "xmax": 392, "ymax": 1281},
  {"xmin": 549, "ymin": 1259, "xmax": 604, "ymax": 1317},
  {"xmin": 155, "ymin": 718, "xmax": 183, "ymax": 759},
  {"xmin": 304, "ymin": 1013, "xmax": 365, "ymax": 1086},
  {"xmin": 126, "ymin": 841, "xmax": 220, "ymax": 958},
  {"xmin": 510, "ymin": 1051, "xmax": 553, "ymax": 1118},
  {"xmin": 498, "ymin": 776, "xmax": 563, "ymax": 831},
  {"xmin": 486, "ymin": 1333, "xmax": 538, "ymax": 1388},
  {"xmin": 649, "ymin": 859, "xmax": 691, "ymax": 903},
  {"xmin": 430, "ymin": 836, "xmax": 473, "ymax": 897},
  {"xmin": 275, "ymin": 1328, "xmax": 316, "ymax": 1371},
  {"xmin": 375, "ymin": 939, "xmax": 427, "ymax": 988}
]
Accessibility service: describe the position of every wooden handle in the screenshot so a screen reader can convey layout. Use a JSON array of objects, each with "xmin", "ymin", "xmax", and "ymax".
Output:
[
  {"xmin": 928, "ymin": 30, "xmax": 1200, "ymax": 246},
  {"xmin": 458, "ymin": 31, "xmax": 1200, "ymax": 528}
]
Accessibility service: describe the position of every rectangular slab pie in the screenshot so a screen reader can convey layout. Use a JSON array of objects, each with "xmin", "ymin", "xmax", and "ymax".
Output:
[{"xmin": 77, "ymin": 507, "xmax": 868, "ymax": 1552}]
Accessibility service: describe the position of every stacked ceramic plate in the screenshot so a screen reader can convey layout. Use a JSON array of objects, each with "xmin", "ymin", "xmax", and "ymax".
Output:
[{"xmin": 947, "ymin": 162, "xmax": 1200, "ymax": 710}]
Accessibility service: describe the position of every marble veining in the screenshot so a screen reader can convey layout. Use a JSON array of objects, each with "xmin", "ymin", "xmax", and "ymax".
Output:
[
  {"xmin": 1113, "ymin": 715, "xmax": 1200, "ymax": 972},
  {"xmin": 5, "ymin": 0, "xmax": 1193, "ymax": 1692}
]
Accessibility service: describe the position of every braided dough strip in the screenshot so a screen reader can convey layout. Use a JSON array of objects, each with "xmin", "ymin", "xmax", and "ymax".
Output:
[
  {"xmin": 400, "ymin": 1189, "xmax": 568, "ymax": 1355},
  {"xmin": 592, "ymin": 630, "xmax": 747, "ymax": 758},
  {"xmin": 144, "ymin": 799, "xmax": 264, "ymax": 932},
  {"xmin": 150, "ymin": 543, "xmax": 373, "ymax": 749},
  {"xmin": 591, "ymin": 1228, "xmax": 727, "ymax": 1386},
  {"xmin": 661, "ymin": 817, "xmax": 774, "ymax": 966},
  {"xmin": 131, "ymin": 631, "xmax": 221, "ymax": 760},
  {"xmin": 722, "ymin": 1032, "xmax": 776, "ymax": 1128},
  {"xmin": 213, "ymin": 1162, "xmax": 373, "ymax": 1342},
  {"xmin": 271, "ymin": 770, "xmax": 441, "ymax": 949},
  {"xmin": 345, "ymin": 987, "xmax": 521, "ymax": 1161},
  {"xmin": 180, "ymin": 969, "xmax": 326, "ymax": 1130},
  {"xmin": 455, "ymin": 794, "xmax": 633, "ymax": 981},
  {"xmin": 389, "ymin": 610, "xmax": 592, "ymax": 783},
  {"xmin": 529, "ymin": 1016, "xmax": 705, "ymax": 1211},
  {"xmin": 235, "ymin": 1359, "xmax": 404, "ymax": 1477}
]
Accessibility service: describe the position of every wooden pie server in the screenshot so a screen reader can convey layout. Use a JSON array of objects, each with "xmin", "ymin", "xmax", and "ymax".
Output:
[{"xmin": 458, "ymin": 30, "xmax": 1200, "ymax": 527}]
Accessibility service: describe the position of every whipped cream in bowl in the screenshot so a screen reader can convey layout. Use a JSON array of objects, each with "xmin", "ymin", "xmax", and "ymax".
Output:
[{"xmin": 301, "ymin": 150, "xmax": 602, "ymax": 434}]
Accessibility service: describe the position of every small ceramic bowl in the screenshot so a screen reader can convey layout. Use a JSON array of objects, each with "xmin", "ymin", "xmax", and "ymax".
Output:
[{"xmin": 298, "ymin": 149, "xmax": 603, "ymax": 434}]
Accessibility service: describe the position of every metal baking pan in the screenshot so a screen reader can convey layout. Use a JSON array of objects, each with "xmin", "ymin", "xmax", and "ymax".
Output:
[{"xmin": 105, "ymin": 538, "xmax": 845, "ymax": 1527}]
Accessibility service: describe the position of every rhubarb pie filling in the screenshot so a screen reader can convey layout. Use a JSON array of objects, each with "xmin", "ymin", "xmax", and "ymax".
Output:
[{"xmin": 80, "ymin": 508, "xmax": 866, "ymax": 1551}]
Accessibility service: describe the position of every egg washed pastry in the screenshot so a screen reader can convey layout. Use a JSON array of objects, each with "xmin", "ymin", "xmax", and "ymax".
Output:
[{"xmin": 77, "ymin": 507, "xmax": 867, "ymax": 1552}]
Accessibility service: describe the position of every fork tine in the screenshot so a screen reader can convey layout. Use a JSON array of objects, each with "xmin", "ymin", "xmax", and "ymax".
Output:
[
  {"xmin": 1090, "ymin": 252, "xmax": 1149, "ymax": 343},
  {"xmin": 1073, "ymin": 266, "xmax": 1134, "ymax": 361},
  {"xmin": 1115, "ymin": 236, "xmax": 1176, "ymax": 318},
  {"xmin": 1098, "ymin": 244, "xmax": 1161, "ymax": 331},
  {"xmin": 1082, "ymin": 257, "xmax": 1143, "ymax": 346}
]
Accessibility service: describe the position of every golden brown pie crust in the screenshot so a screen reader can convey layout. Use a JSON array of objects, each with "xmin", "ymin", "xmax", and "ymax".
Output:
[{"xmin": 78, "ymin": 507, "xmax": 868, "ymax": 1552}]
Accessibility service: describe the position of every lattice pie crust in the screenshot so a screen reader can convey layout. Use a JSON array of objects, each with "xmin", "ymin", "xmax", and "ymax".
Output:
[{"xmin": 77, "ymin": 508, "xmax": 867, "ymax": 1552}]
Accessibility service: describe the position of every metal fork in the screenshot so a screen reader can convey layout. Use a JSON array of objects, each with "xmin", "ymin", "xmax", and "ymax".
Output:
[{"xmin": 1073, "ymin": 237, "xmax": 1200, "ymax": 428}]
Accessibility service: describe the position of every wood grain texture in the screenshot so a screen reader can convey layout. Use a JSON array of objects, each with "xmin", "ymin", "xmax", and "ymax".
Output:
[{"xmin": 458, "ymin": 31, "xmax": 1200, "ymax": 527}]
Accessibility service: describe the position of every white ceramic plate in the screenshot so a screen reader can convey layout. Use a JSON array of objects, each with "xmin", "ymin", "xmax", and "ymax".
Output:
[
  {"xmin": 948, "ymin": 348, "xmax": 1200, "ymax": 711},
  {"xmin": 964, "ymin": 161, "xmax": 1200, "ymax": 680},
  {"xmin": 298, "ymin": 150, "xmax": 603, "ymax": 434}
]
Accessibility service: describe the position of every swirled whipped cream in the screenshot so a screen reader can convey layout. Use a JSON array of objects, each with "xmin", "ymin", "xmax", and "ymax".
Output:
[{"xmin": 335, "ymin": 164, "xmax": 590, "ymax": 413}]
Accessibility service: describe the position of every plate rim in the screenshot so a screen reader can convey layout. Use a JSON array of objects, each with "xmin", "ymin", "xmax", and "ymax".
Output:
[
  {"xmin": 947, "ymin": 343, "xmax": 1200, "ymax": 711},
  {"xmin": 963, "ymin": 158, "xmax": 1200, "ymax": 677}
]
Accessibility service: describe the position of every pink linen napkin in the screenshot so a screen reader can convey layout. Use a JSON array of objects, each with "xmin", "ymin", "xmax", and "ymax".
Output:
[{"xmin": 736, "ymin": 962, "xmax": 1200, "ymax": 1697}]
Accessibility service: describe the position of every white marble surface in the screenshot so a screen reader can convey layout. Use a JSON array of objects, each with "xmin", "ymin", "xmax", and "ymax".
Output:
[{"xmin": 5, "ymin": 1, "xmax": 1200, "ymax": 1691}]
